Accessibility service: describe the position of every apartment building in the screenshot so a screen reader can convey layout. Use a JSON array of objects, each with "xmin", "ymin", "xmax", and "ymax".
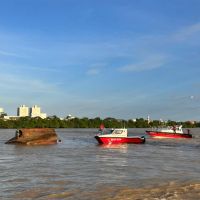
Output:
[{"xmin": 17, "ymin": 105, "xmax": 29, "ymax": 117}]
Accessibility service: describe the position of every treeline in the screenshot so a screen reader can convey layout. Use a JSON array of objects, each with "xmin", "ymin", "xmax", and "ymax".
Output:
[{"xmin": 0, "ymin": 116, "xmax": 199, "ymax": 129}]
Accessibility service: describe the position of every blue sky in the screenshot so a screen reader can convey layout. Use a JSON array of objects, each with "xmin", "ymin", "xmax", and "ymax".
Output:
[{"xmin": 0, "ymin": 0, "xmax": 200, "ymax": 121}]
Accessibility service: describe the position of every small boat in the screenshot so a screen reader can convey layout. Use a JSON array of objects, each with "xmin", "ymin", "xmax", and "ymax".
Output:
[
  {"xmin": 146, "ymin": 125, "xmax": 192, "ymax": 139},
  {"xmin": 95, "ymin": 124, "xmax": 145, "ymax": 144}
]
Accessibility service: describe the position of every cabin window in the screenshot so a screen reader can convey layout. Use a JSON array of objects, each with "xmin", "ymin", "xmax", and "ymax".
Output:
[{"xmin": 113, "ymin": 130, "xmax": 123, "ymax": 134}]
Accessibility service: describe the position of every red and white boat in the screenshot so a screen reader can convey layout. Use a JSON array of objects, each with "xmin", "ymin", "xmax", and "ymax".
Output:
[
  {"xmin": 146, "ymin": 125, "xmax": 192, "ymax": 139},
  {"xmin": 95, "ymin": 125, "xmax": 145, "ymax": 144}
]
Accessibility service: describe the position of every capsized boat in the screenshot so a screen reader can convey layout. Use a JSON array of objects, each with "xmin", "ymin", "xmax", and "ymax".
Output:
[
  {"xmin": 5, "ymin": 128, "xmax": 60, "ymax": 145},
  {"xmin": 95, "ymin": 125, "xmax": 145, "ymax": 144},
  {"xmin": 146, "ymin": 125, "xmax": 192, "ymax": 139}
]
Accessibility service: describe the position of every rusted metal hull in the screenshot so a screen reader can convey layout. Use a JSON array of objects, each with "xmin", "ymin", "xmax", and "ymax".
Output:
[{"xmin": 5, "ymin": 128, "xmax": 58, "ymax": 145}]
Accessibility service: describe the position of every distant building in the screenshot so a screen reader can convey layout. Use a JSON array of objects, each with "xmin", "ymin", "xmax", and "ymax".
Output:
[
  {"xmin": 65, "ymin": 114, "xmax": 75, "ymax": 120},
  {"xmin": 16, "ymin": 105, "xmax": 47, "ymax": 119},
  {"xmin": 17, "ymin": 105, "xmax": 29, "ymax": 117},
  {"xmin": 30, "ymin": 105, "xmax": 47, "ymax": 119},
  {"xmin": 4, "ymin": 116, "xmax": 19, "ymax": 120},
  {"xmin": 31, "ymin": 105, "xmax": 41, "ymax": 118},
  {"xmin": 2, "ymin": 105, "xmax": 47, "ymax": 120},
  {"xmin": 0, "ymin": 108, "xmax": 4, "ymax": 113},
  {"xmin": 0, "ymin": 107, "xmax": 7, "ymax": 118},
  {"xmin": 147, "ymin": 115, "xmax": 150, "ymax": 124},
  {"xmin": 40, "ymin": 113, "xmax": 47, "ymax": 119}
]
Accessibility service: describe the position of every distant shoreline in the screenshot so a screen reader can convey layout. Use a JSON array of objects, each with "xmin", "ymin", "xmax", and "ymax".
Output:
[{"xmin": 0, "ymin": 117, "xmax": 199, "ymax": 129}]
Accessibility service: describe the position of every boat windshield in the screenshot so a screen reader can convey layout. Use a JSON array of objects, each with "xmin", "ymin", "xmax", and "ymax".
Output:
[{"xmin": 98, "ymin": 129, "xmax": 112, "ymax": 135}]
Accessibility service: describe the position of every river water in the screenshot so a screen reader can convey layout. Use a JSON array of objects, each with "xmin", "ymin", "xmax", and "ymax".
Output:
[{"xmin": 0, "ymin": 128, "xmax": 200, "ymax": 200}]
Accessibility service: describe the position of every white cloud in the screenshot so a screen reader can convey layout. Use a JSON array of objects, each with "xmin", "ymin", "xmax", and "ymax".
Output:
[
  {"xmin": 86, "ymin": 63, "xmax": 107, "ymax": 75},
  {"xmin": 190, "ymin": 95, "xmax": 194, "ymax": 100},
  {"xmin": 0, "ymin": 50, "xmax": 22, "ymax": 57},
  {"xmin": 172, "ymin": 22, "xmax": 200, "ymax": 42},
  {"xmin": 0, "ymin": 73, "xmax": 63, "ymax": 115},
  {"xmin": 0, "ymin": 62, "xmax": 61, "ymax": 73},
  {"xmin": 0, "ymin": 73, "xmax": 59, "ymax": 94},
  {"xmin": 86, "ymin": 68, "xmax": 100, "ymax": 75},
  {"xmin": 118, "ymin": 54, "xmax": 167, "ymax": 72}
]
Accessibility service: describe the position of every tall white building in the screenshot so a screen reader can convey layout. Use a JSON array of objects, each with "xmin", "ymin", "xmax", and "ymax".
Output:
[
  {"xmin": 147, "ymin": 115, "xmax": 150, "ymax": 124},
  {"xmin": 17, "ymin": 105, "xmax": 29, "ymax": 117},
  {"xmin": 30, "ymin": 105, "xmax": 47, "ymax": 119},
  {"xmin": 31, "ymin": 105, "xmax": 41, "ymax": 118}
]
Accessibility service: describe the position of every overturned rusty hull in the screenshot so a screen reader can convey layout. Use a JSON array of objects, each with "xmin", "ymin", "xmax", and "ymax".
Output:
[{"xmin": 5, "ymin": 128, "xmax": 58, "ymax": 145}]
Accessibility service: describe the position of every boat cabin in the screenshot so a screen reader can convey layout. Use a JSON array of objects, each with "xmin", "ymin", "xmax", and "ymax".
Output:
[
  {"xmin": 99, "ymin": 128, "xmax": 128, "ymax": 138},
  {"xmin": 156, "ymin": 125, "xmax": 183, "ymax": 134}
]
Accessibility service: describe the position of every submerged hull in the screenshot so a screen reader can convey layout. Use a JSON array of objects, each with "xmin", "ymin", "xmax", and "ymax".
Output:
[
  {"xmin": 95, "ymin": 136, "xmax": 145, "ymax": 144},
  {"xmin": 5, "ymin": 128, "xmax": 59, "ymax": 145},
  {"xmin": 146, "ymin": 131, "xmax": 192, "ymax": 139}
]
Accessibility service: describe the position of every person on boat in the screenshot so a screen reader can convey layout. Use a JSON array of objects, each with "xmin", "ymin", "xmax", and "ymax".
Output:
[
  {"xmin": 172, "ymin": 125, "xmax": 176, "ymax": 133},
  {"xmin": 98, "ymin": 124, "xmax": 105, "ymax": 134},
  {"xmin": 15, "ymin": 130, "xmax": 22, "ymax": 138},
  {"xmin": 99, "ymin": 124, "xmax": 104, "ymax": 131},
  {"xmin": 15, "ymin": 130, "xmax": 19, "ymax": 138}
]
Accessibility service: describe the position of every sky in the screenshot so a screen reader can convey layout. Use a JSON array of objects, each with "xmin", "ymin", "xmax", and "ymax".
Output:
[{"xmin": 0, "ymin": 0, "xmax": 200, "ymax": 121}]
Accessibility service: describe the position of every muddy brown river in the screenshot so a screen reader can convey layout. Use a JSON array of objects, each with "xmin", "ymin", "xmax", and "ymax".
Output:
[{"xmin": 0, "ymin": 128, "xmax": 199, "ymax": 199}]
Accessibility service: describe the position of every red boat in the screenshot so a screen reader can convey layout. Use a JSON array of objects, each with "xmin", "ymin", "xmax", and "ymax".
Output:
[
  {"xmin": 95, "ymin": 126, "xmax": 145, "ymax": 144},
  {"xmin": 146, "ymin": 125, "xmax": 192, "ymax": 139}
]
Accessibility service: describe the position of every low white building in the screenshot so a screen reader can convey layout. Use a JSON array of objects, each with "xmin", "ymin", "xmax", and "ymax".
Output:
[
  {"xmin": 4, "ymin": 116, "xmax": 20, "ymax": 120},
  {"xmin": 0, "ymin": 108, "xmax": 4, "ymax": 113},
  {"xmin": 39, "ymin": 113, "xmax": 47, "ymax": 119},
  {"xmin": 65, "ymin": 114, "xmax": 75, "ymax": 120}
]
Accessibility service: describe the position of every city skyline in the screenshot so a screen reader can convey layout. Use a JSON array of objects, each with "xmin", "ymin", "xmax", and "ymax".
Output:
[
  {"xmin": 1, "ymin": 104, "xmax": 47, "ymax": 119},
  {"xmin": 0, "ymin": 104, "xmax": 197, "ymax": 122},
  {"xmin": 1, "ymin": 1, "xmax": 200, "ymax": 121}
]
